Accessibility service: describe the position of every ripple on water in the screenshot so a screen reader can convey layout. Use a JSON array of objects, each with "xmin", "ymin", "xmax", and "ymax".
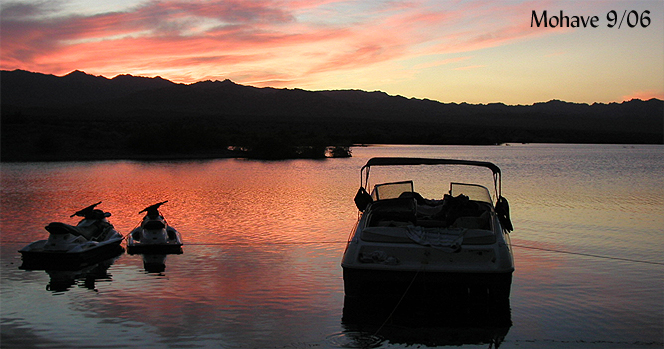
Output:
[{"xmin": 325, "ymin": 332, "xmax": 384, "ymax": 348}]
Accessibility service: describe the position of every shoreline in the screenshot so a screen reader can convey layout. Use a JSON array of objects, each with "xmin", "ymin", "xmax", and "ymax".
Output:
[{"xmin": 2, "ymin": 142, "xmax": 661, "ymax": 163}]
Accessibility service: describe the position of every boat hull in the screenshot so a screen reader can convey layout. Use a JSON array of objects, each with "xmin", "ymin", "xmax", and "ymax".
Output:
[
  {"xmin": 19, "ymin": 242, "xmax": 125, "ymax": 270},
  {"xmin": 126, "ymin": 231, "xmax": 183, "ymax": 255},
  {"xmin": 343, "ymin": 267, "xmax": 512, "ymax": 299},
  {"xmin": 127, "ymin": 224, "xmax": 183, "ymax": 255}
]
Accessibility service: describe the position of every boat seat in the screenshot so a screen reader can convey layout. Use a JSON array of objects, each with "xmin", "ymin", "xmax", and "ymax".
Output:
[
  {"xmin": 45, "ymin": 222, "xmax": 98, "ymax": 240},
  {"xmin": 361, "ymin": 226, "xmax": 496, "ymax": 245},
  {"xmin": 451, "ymin": 211, "xmax": 491, "ymax": 230},
  {"xmin": 368, "ymin": 198, "xmax": 417, "ymax": 226},
  {"xmin": 361, "ymin": 226, "xmax": 413, "ymax": 243},
  {"xmin": 45, "ymin": 222, "xmax": 77, "ymax": 235},
  {"xmin": 144, "ymin": 220, "xmax": 166, "ymax": 230},
  {"xmin": 370, "ymin": 197, "xmax": 417, "ymax": 211},
  {"xmin": 415, "ymin": 204, "xmax": 444, "ymax": 217},
  {"xmin": 374, "ymin": 220, "xmax": 411, "ymax": 227},
  {"xmin": 415, "ymin": 219, "xmax": 448, "ymax": 228}
]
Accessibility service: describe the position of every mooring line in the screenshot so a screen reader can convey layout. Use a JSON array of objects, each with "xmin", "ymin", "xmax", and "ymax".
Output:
[
  {"xmin": 511, "ymin": 243, "xmax": 664, "ymax": 266},
  {"xmin": 373, "ymin": 268, "xmax": 421, "ymax": 337},
  {"xmin": 188, "ymin": 241, "xmax": 663, "ymax": 266},
  {"xmin": 11, "ymin": 237, "xmax": 656, "ymax": 266},
  {"xmin": 185, "ymin": 241, "xmax": 347, "ymax": 246}
]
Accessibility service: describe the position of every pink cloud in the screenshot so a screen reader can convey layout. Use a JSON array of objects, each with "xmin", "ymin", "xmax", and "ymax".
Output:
[
  {"xmin": 0, "ymin": 0, "xmax": 590, "ymax": 86},
  {"xmin": 1, "ymin": 1, "xmax": 306, "ymax": 76},
  {"xmin": 306, "ymin": 43, "xmax": 406, "ymax": 74},
  {"xmin": 421, "ymin": 1, "xmax": 556, "ymax": 55},
  {"xmin": 454, "ymin": 65, "xmax": 485, "ymax": 71}
]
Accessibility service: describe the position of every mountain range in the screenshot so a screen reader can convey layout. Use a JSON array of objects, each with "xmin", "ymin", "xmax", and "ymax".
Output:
[{"xmin": 1, "ymin": 69, "xmax": 662, "ymax": 161}]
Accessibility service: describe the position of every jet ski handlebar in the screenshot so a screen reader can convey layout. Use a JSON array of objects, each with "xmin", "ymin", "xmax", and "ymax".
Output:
[
  {"xmin": 70, "ymin": 201, "xmax": 103, "ymax": 218},
  {"xmin": 139, "ymin": 201, "xmax": 169, "ymax": 215}
]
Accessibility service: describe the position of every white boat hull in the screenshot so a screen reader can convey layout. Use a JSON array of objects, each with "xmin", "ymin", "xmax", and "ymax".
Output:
[
  {"xmin": 127, "ymin": 202, "xmax": 183, "ymax": 255},
  {"xmin": 342, "ymin": 213, "xmax": 513, "ymax": 298},
  {"xmin": 127, "ymin": 226, "xmax": 183, "ymax": 254}
]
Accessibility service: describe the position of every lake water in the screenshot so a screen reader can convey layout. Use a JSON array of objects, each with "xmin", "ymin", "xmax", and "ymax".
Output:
[{"xmin": 1, "ymin": 144, "xmax": 663, "ymax": 348}]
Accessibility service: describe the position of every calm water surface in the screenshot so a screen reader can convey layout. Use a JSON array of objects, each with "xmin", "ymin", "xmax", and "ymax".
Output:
[{"xmin": 1, "ymin": 144, "xmax": 663, "ymax": 348}]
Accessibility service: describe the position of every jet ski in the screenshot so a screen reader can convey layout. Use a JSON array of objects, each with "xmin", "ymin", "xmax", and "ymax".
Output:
[
  {"xmin": 127, "ymin": 201, "xmax": 183, "ymax": 254},
  {"xmin": 19, "ymin": 202, "xmax": 124, "ymax": 269}
]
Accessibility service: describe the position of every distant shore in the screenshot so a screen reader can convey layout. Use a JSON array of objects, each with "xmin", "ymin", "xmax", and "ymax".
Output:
[
  {"xmin": 2, "ymin": 142, "xmax": 661, "ymax": 163},
  {"xmin": 2, "ymin": 70, "xmax": 662, "ymax": 163},
  {"xmin": 0, "ymin": 145, "xmax": 354, "ymax": 163}
]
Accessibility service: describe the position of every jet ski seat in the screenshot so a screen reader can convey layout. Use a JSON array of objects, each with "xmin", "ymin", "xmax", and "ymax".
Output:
[
  {"xmin": 45, "ymin": 222, "xmax": 98, "ymax": 240},
  {"xmin": 144, "ymin": 220, "xmax": 166, "ymax": 230}
]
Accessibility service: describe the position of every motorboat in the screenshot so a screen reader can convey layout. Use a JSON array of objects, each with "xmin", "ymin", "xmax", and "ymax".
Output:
[
  {"xmin": 19, "ymin": 202, "xmax": 124, "ymax": 269},
  {"xmin": 341, "ymin": 157, "xmax": 514, "ymax": 299},
  {"xmin": 127, "ymin": 201, "xmax": 183, "ymax": 254}
]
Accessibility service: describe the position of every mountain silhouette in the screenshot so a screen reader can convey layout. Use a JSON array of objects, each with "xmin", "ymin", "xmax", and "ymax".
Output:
[{"xmin": 1, "ymin": 69, "xmax": 662, "ymax": 161}]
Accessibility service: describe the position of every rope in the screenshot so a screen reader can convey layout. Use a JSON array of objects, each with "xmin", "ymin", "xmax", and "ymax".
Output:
[
  {"xmin": 124, "ymin": 222, "xmax": 141, "ymax": 241},
  {"xmin": 511, "ymin": 243, "xmax": 664, "ymax": 266},
  {"xmin": 8, "ymin": 237, "xmax": 661, "ymax": 266},
  {"xmin": 184, "ymin": 241, "xmax": 347, "ymax": 246},
  {"xmin": 187, "ymin": 241, "xmax": 662, "ymax": 266},
  {"xmin": 372, "ymin": 268, "xmax": 421, "ymax": 337}
]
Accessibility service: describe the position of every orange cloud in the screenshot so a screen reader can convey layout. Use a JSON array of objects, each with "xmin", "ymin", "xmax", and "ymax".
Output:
[
  {"xmin": 2, "ymin": 1, "xmax": 559, "ymax": 80},
  {"xmin": 3, "ymin": 0, "xmax": 650, "ymax": 104}
]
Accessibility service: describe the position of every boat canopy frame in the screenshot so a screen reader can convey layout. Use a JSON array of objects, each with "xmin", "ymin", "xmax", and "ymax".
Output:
[{"xmin": 359, "ymin": 157, "xmax": 503, "ymax": 200}]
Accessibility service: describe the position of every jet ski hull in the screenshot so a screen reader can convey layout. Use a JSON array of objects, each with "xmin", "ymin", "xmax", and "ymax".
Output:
[{"xmin": 19, "ymin": 241, "xmax": 124, "ymax": 270}]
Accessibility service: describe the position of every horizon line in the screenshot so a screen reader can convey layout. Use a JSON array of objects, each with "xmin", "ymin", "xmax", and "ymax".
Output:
[{"xmin": 3, "ymin": 68, "xmax": 662, "ymax": 107}]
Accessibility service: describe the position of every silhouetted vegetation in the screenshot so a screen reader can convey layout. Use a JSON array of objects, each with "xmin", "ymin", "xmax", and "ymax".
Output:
[{"xmin": 1, "ymin": 70, "xmax": 662, "ymax": 162}]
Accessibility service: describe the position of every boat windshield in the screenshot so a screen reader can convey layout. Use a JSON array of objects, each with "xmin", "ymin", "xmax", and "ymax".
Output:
[
  {"xmin": 450, "ymin": 182, "xmax": 493, "ymax": 204},
  {"xmin": 371, "ymin": 181, "xmax": 413, "ymax": 200}
]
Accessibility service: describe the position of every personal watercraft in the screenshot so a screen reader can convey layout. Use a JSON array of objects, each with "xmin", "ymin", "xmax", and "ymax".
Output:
[
  {"xmin": 19, "ymin": 202, "xmax": 124, "ymax": 268},
  {"xmin": 127, "ymin": 201, "xmax": 183, "ymax": 254}
]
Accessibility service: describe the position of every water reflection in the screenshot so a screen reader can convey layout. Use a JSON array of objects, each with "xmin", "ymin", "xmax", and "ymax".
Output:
[
  {"xmin": 21, "ymin": 252, "xmax": 124, "ymax": 294},
  {"xmin": 2, "ymin": 145, "xmax": 663, "ymax": 348},
  {"xmin": 341, "ymin": 294, "xmax": 511, "ymax": 347},
  {"xmin": 141, "ymin": 254, "xmax": 168, "ymax": 273}
]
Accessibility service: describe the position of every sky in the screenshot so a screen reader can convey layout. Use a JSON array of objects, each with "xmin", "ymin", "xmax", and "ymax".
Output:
[{"xmin": 1, "ymin": 0, "xmax": 663, "ymax": 105}]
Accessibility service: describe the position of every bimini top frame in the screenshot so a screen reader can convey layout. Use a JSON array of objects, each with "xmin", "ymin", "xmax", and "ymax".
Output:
[{"xmin": 360, "ymin": 157, "xmax": 503, "ymax": 199}]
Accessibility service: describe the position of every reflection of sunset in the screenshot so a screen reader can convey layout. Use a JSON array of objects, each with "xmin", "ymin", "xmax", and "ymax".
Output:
[
  {"xmin": 511, "ymin": 239, "xmax": 564, "ymax": 277},
  {"xmin": 0, "ymin": 160, "xmax": 357, "ymax": 247},
  {"xmin": 2, "ymin": 144, "xmax": 663, "ymax": 347},
  {"xmin": 84, "ymin": 243, "xmax": 344, "ymax": 345},
  {"xmin": 0, "ymin": 159, "xmax": 352, "ymax": 344}
]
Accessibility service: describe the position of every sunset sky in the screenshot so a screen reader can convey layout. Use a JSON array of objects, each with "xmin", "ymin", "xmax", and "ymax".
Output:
[{"xmin": 1, "ymin": 0, "xmax": 663, "ymax": 105}]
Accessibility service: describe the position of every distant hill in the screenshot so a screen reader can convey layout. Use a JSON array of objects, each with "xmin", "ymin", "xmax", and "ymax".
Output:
[{"xmin": 1, "ymin": 69, "xmax": 662, "ymax": 161}]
